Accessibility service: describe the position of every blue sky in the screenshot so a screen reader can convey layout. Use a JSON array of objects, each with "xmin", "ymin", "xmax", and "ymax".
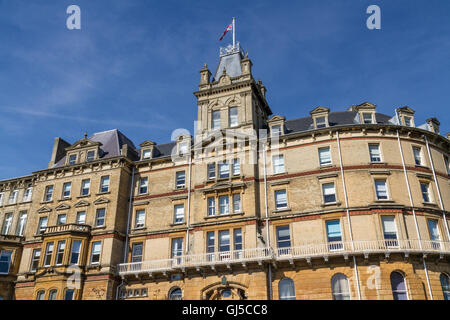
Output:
[{"xmin": 0, "ymin": 0, "xmax": 449, "ymax": 179}]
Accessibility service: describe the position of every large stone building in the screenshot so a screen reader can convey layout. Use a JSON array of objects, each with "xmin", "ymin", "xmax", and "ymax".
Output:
[{"xmin": 0, "ymin": 43, "xmax": 449, "ymax": 300}]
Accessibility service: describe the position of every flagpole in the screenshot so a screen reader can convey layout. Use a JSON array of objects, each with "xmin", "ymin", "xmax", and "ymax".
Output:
[{"xmin": 232, "ymin": 17, "xmax": 236, "ymax": 48}]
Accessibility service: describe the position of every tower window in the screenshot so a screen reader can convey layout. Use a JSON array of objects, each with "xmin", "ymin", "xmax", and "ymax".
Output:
[
  {"xmin": 212, "ymin": 110, "xmax": 221, "ymax": 130},
  {"xmin": 229, "ymin": 107, "xmax": 238, "ymax": 127}
]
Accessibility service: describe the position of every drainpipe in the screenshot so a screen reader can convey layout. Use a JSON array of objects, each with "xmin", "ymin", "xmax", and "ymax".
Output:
[
  {"xmin": 262, "ymin": 140, "xmax": 272, "ymax": 300},
  {"xmin": 424, "ymin": 135, "xmax": 450, "ymax": 240},
  {"xmin": 396, "ymin": 130, "xmax": 433, "ymax": 300},
  {"xmin": 116, "ymin": 165, "xmax": 135, "ymax": 300},
  {"xmin": 336, "ymin": 131, "xmax": 362, "ymax": 300},
  {"xmin": 185, "ymin": 151, "xmax": 193, "ymax": 254}
]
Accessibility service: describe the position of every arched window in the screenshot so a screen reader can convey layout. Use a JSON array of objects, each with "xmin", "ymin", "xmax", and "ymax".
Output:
[
  {"xmin": 331, "ymin": 273, "xmax": 351, "ymax": 300},
  {"xmin": 278, "ymin": 278, "xmax": 295, "ymax": 300},
  {"xmin": 36, "ymin": 290, "xmax": 45, "ymax": 300},
  {"xmin": 168, "ymin": 287, "xmax": 182, "ymax": 300},
  {"xmin": 48, "ymin": 289, "xmax": 57, "ymax": 300},
  {"xmin": 390, "ymin": 271, "xmax": 408, "ymax": 300},
  {"xmin": 440, "ymin": 273, "xmax": 450, "ymax": 300}
]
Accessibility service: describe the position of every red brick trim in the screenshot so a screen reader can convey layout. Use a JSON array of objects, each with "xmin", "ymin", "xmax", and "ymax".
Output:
[
  {"xmin": 85, "ymin": 274, "xmax": 115, "ymax": 281},
  {"xmin": 136, "ymin": 163, "xmax": 189, "ymax": 175},
  {"xmin": 15, "ymin": 282, "xmax": 35, "ymax": 288},
  {"xmin": 24, "ymin": 242, "xmax": 42, "ymax": 248},
  {"xmin": 133, "ymin": 189, "xmax": 188, "ymax": 201}
]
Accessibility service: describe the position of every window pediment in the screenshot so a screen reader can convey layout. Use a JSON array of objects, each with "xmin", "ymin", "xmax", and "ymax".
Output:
[
  {"xmin": 55, "ymin": 203, "xmax": 71, "ymax": 211},
  {"xmin": 93, "ymin": 197, "xmax": 110, "ymax": 205},
  {"xmin": 37, "ymin": 206, "xmax": 52, "ymax": 213},
  {"xmin": 74, "ymin": 200, "xmax": 90, "ymax": 208}
]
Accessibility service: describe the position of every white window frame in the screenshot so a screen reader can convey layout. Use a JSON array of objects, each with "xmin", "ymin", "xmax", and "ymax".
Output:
[
  {"xmin": 219, "ymin": 195, "xmax": 230, "ymax": 215},
  {"xmin": 318, "ymin": 147, "xmax": 332, "ymax": 166},
  {"xmin": 38, "ymin": 216, "xmax": 48, "ymax": 234},
  {"xmin": 76, "ymin": 211, "xmax": 86, "ymax": 225},
  {"xmin": 412, "ymin": 147, "xmax": 423, "ymax": 166},
  {"xmin": 90, "ymin": 241, "xmax": 102, "ymax": 265},
  {"xmin": 55, "ymin": 240, "xmax": 66, "ymax": 266},
  {"xmin": 420, "ymin": 182, "xmax": 433, "ymax": 203},
  {"xmin": 2, "ymin": 213, "xmax": 13, "ymax": 235},
  {"xmin": 70, "ymin": 240, "xmax": 82, "ymax": 265},
  {"xmin": 212, "ymin": 110, "xmax": 221, "ymax": 130},
  {"xmin": 16, "ymin": 211, "xmax": 27, "ymax": 236},
  {"xmin": 23, "ymin": 185, "xmax": 33, "ymax": 202},
  {"xmin": 273, "ymin": 155, "xmax": 285, "ymax": 174},
  {"xmin": 207, "ymin": 197, "xmax": 215, "ymax": 216},
  {"xmin": 374, "ymin": 179, "xmax": 389, "ymax": 200},
  {"xmin": 322, "ymin": 183, "xmax": 337, "ymax": 204},
  {"xmin": 315, "ymin": 116, "xmax": 327, "ymax": 128},
  {"xmin": 57, "ymin": 214, "xmax": 67, "ymax": 225},
  {"xmin": 232, "ymin": 194, "xmax": 241, "ymax": 213},
  {"xmin": 44, "ymin": 242, "xmax": 54, "ymax": 267},
  {"xmin": 229, "ymin": 107, "xmax": 238, "ymax": 127},
  {"xmin": 176, "ymin": 171, "xmax": 186, "ymax": 189},
  {"xmin": 44, "ymin": 185, "xmax": 53, "ymax": 202},
  {"xmin": 100, "ymin": 176, "xmax": 110, "ymax": 193},
  {"xmin": 8, "ymin": 189, "xmax": 18, "ymax": 204},
  {"xmin": 275, "ymin": 189, "xmax": 288, "ymax": 210},
  {"xmin": 369, "ymin": 144, "xmax": 382, "ymax": 163},
  {"xmin": 81, "ymin": 179, "xmax": 90, "ymax": 196},
  {"xmin": 174, "ymin": 204, "xmax": 185, "ymax": 224},
  {"xmin": 135, "ymin": 210, "xmax": 146, "ymax": 228},
  {"xmin": 139, "ymin": 177, "xmax": 148, "ymax": 194},
  {"xmin": 232, "ymin": 158, "xmax": 240, "ymax": 176},
  {"xmin": 95, "ymin": 208, "xmax": 106, "ymax": 227},
  {"xmin": 62, "ymin": 182, "xmax": 72, "ymax": 199}
]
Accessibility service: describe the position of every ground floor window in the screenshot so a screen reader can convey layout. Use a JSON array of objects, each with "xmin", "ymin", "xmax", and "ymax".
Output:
[{"xmin": 279, "ymin": 278, "xmax": 296, "ymax": 300}]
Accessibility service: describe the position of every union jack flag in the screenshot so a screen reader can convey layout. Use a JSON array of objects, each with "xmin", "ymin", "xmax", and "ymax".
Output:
[{"xmin": 219, "ymin": 23, "xmax": 233, "ymax": 41}]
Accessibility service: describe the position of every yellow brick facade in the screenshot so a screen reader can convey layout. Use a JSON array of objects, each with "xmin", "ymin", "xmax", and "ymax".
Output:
[{"xmin": 0, "ymin": 45, "xmax": 449, "ymax": 300}]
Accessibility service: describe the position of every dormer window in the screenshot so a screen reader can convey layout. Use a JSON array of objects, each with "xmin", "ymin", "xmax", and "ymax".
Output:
[
  {"xmin": 229, "ymin": 107, "xmax": 238, "ymax": 127},
  {"xmin": 310, "ymin": 107, "xmax": 330, "ymax": 130},
  {"xmin": 69, "ymin": 154, "xmax": 77, "ymax": 165},
  {"xmin": 179, "ymin": 142, "xmax": 189, "ymax": 155},
  {"xmin": 396, "ymin": 106, "xmax": 415, "ymax": 128},
  {"xmin": 268, "ymin": 115, "xmax": 286, "ymax": 137},
  {"xmin": 404, "ymin": 116, "xmax": 413, "ymax": 127},
  {"xmin": 315, "ymin": 116, "xmax": 327, "ymax": 128},
  {"xmin": 271, "ymin": 125, "xmax": 282, "ymax": 136},
  {"xmin": 362, "ymin": 113, "xmax": 374, "ymax": 124},
  {"xmin": 87, "ymin": 151, "xmax": 95, "ymax": 162},
  {"xmin": 212, "ymin": 110, "xmax": 221, "ymax": 130},
  {"xmin": 142, "ymin": 149, "xmax": 152, "ymax": 159}
]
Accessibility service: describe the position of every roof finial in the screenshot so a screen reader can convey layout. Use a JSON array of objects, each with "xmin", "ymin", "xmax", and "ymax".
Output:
[
  {"xmin": 223, "ymin": 67, "xmax": 227, "ymax": 75},
  {"xmin": 84, "ymin": 132, "xmax": 88, "ymax": 140}
]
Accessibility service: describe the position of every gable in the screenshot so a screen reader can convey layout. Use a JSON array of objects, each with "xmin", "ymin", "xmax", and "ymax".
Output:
[
  {"xmin": 37, "ymin": 206, "xmax": 52, "ymax": 214},
  {"xmin": 55, "ymin": 203, "xmax": 71, "ymax": 211},
  {"xmin": 74, "ymin": 200, "xmax": 90, "ymax": 208}
]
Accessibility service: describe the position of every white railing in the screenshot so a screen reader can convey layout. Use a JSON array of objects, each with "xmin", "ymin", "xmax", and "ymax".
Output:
[
  {"xmin": 117, "ymin": 247, "xmax": 272, "ymax": 276},
  {"xmin": 276, "ymin": 239, "xmax": 450, "ymax": 261},
  {"xmin": 117, "ymin": 239, "xmax": 450, "ymax": 276},
  {"xmin": 44, "ymin": 224, "xmax": 91, "ymax": 235}
]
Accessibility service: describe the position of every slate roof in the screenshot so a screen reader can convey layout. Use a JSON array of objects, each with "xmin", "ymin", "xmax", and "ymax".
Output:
[
  {"xmin": 151, "ymin": 142, "xmax": 177, "ymax": 159},
  {"xmin": 284, "ymin": 111, "xmax": 393, "ymax": 134},
  {"xmin": 213, "ymin": 50, "xmax": 244, "ymax": 81},
  {"xmin": 53, "ymin": 129, "xmax": 138, "ymax": 167}
]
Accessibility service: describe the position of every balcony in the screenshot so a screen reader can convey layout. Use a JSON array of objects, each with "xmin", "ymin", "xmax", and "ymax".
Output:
[
  {"xmin": 43, "ymin": 224, "xmax": 91, "ymax": 236},
  {"xmin": 117, "ymin": 247, "xmax": 272, "ymax": 277},
  {"xmin": 117, "ymin": 239, "xmax": 450, "ymax": 277},
  {"xmin": 275, "ymin": 239, "xmax": 450, "ymax": 263},
  {"xmin": 0, "ymin": 234, "xmax": 24, "ymax": 243}
]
